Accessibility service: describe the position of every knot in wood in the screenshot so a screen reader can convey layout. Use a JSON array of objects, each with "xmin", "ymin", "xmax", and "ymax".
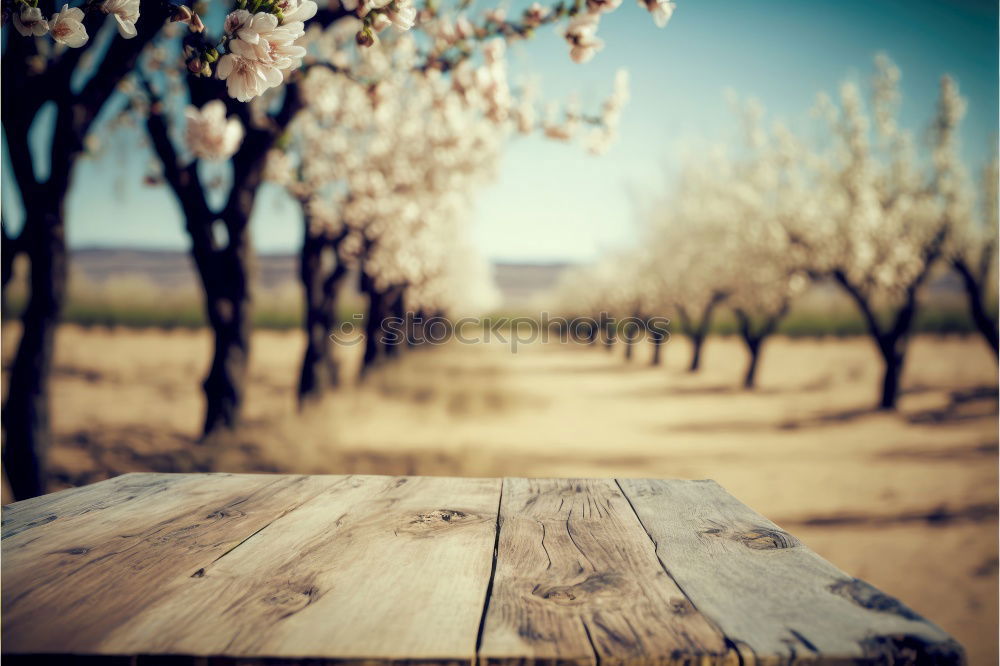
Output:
[
  {"xmin": 206, "ymin": 508, "xmax": 247, "ymax": 520},
  {"xmin": 263, "ymin": 585, "xmax": 321, "ymax": 618},
  {"xmin": 532, "ymin": 572, "xmax": 629, "ymax": 607},
  {"xmin": 413, "ymin": 509, "xmax": 468, "ymax": 524},
  {"xmin": 668, "ymin": 597, "xmax": 695, "ymax": 615},
  {"xmin": 398, "ymin": 509, "xmax": 478, "ymax": 535},
  {"xmin": 736, "ymin": 527, "xmax": 798, "ymax": 550},
  {"xmin": 698, "ymin": 522, "xmax": 799, "ymax": 550}
]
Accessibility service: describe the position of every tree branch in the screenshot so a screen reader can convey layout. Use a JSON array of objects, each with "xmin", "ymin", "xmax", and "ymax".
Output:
[{"xmin": 832, "ymin": 268, "xmax": 885, "ymax": 342}]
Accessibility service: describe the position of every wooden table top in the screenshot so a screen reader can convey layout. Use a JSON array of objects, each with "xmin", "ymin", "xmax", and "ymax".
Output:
[{"xmin": 2, "ymin": 473, "xmax": 963, "ymax": 665}]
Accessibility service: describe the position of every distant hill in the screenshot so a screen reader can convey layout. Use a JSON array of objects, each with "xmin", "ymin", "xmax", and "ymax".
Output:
[
  {"xmin": 67, "ymin": 248, "xmax": 301, "ymax": 291},
  {"xmin": 491, "ymin": 262, "xmax": 572, "ymax": 309},
  {"xmin": 4, "ymin": 248, "xmax": 978, "ymax": 334},
  {"xmin": 64, "ymin": 249, "xmax": 573, "ymax": 310}
]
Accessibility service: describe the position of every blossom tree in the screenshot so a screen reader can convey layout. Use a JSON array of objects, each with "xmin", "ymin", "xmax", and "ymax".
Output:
[
  {"xmin": 723, "ymin": 100, "xmax": 811, "ymax": 388},
  {"xmin": 131, "ymin": 0, "xmax": 674, "ymax": 432},
  {"xmin": 550, "ymin": 262, "xmax": 616, "ymax": 346},
  {"xmin": 947, "ymin": 150, "xmax": 998, "ymax": 357},
  {"xmin": 3, "ymin": 0, "xmax": 673, "ymax": 496},
  {"xmin": 263, "ymin": 27, "xmax": 629, "ymax": 399},
  {"xmin": 800, "ymin": 56, "xmax": 965, "ymax": 409},
  {"xmin": 263, "ymin": 36, "xmax": 511, "ymax": 395},
  {"xmin": 643, "ymin": 162, "xmax": 738, "ymax": 372},
  {"xmin": 2, "ymin": 0, "xmax": 333, "ymax": 497},
  {"xmin": 3, "ymin": 0, "xmax": 180, "ymax": 499}
]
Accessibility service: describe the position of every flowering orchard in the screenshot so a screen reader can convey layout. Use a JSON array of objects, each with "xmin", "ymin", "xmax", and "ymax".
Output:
[
  {"xmin": 2, "ymin": 0, "xmax": 674, "ymax": 499},
  {"xmin": 259, "ymin": 32, "xmax": 629, "ymax": 401},
  {"xmin": 556, "ymin": 56, "xmax": 997, "ymax": 404}
]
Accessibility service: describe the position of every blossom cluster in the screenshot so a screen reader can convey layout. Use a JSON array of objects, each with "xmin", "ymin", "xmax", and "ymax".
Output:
[
  {"xmin": 210, "ymin": 0, "xmax": 318, "ymax": 101},
  {"xmin": 9, "ymin": 0, "xmax": 140, "ymax": 48},
  {"xmin": 562, "ymin": 0, "xmax": 675, "ymax": 63},
  {"xmin": 341, "ymin": 0, "xmax": 417, "ymax": 47},
  {"xmin": 8, "ymin": 0, "xmax": 321, "ymax": 103},
  {"xmin": 556, "ymin": 55, "xmax": 984, "ymax": 338},
  {"xmin": 185, "ymin": 100, "xmax": 245, "ymax": 161},
  {"xmin": 257, "ymin": 37, "xmax": 512, "ymax": 313}
]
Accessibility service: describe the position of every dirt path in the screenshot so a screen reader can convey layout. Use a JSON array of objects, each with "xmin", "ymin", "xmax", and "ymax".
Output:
[{"xmin": 3, "ymin": 325, "xmax": 998, "ymax": 663}]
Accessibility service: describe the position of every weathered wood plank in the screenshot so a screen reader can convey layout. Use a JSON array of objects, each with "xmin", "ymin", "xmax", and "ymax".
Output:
[
  {"xmin": 2, "ymin": 473, "xmax": 333, "ymax": 653},
  {"xmin": 617, "ymin": 478, "xmax": 965, "ymax": 665},
  {"xmin": 479, "ymin": 477, "xmax": 733, "ymax": 666},
  {"xmin": 2, "ymin": 472, "xmax": 197, "ymax": 540},
  {"xmin": 96, "ymin": 475, "xmax": 501, "ymax": 662}
]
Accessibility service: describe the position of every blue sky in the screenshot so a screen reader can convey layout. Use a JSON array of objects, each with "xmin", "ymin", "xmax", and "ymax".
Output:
[{"xmin": 3, "ymin": 0, "xmax": 997, "ymax": 262}]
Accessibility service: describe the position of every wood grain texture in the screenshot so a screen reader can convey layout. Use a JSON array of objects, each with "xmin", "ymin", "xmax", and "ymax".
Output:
[
  {"xmin": 617, "ymin": 478, "xmax": 966, "ymax": 666},
  {"xmin": 2, "ymin": 473, "xmax": 332, "ymax": 653},
  {"xmin": 2, "ymin": 474, "xmax": 965, "ymax": 666},
  {"xmin": 97, "ymin": 475, "xmax": 501, "ymax": 662},
  {"xmin": 479, "ymin": 477, "xmax": 733, "ymax": 666},
  {"xmin": 2, "ymin": 472, "xmax": 196, "ymax": 540}
]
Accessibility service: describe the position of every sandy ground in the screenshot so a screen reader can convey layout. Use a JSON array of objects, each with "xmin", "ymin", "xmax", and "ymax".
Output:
[{"xmin": 2, "ymin": 325, "xmax": 998, "ymax": 664}]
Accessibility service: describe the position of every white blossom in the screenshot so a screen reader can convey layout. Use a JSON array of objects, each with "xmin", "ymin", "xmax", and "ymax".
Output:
[
  {"xmin": 49, "ymin": 5, "xmax": 88, "ymax": 47},
  {"xmin": 218, "ymin": 8, "xmax": 309, "ymax": 101},
  {"xmin": 102, "ymin": 0, "xmax": 140, "ymax": 38},
  {"xmin": 386, "ymin": 0, "xmax": 416, "ymax": 31},
  {"xmin": 263, "ymin": 149, "xmax": 294, "ymax": 186},
  {"xmin": 217, "ymin": 38, "xmax": 282, "ymax": 101},
  {"xmin": 587, "ymin": 0, "xmax": 622, "ymax": 15},
  {"xmin": 522, "ymin": 2, "xmax": 549, "ymax": 26},
  {"xmin": 278, "ymin": 0, "xmax": 318, "ymax": 23},
  {"xmin": 13, "ymin": 5, "xmax": 49, "ymax": 37},
  {"xmin": 638, "ymin": 0, "xmax": 674, "ymax": 28},
  {"xmin": 185, "ymin": 101, "xmax": 245, "ymax": 161},
  {"xmin": 563, "ymin": 13, "xmax": 603, "ymax": 64}
]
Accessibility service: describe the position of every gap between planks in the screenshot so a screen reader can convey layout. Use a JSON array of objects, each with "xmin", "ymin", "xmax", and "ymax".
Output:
[
  {"xmin": 612, "ymin": 478, "xmax": 742, "ymax": 665},
  {"xmin": 475, "ymin": 477, "xmax": 505, "ymax": 656}
]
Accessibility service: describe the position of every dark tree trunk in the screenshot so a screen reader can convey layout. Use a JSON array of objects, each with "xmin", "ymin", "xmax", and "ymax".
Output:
[
  {"xmin": 650, "ymin": 332, "xmax": 664, "ymax": 366},
  {"xmin": 2, "ymin": 205, "xmax": 67, "ymax": 500},
  {"xmin": 383, "ymin": 287, "xmax": 406, "ymax": 359},
  {"xmin": 1, "ymin": 218, "xmax": 21, "ymax": 315},
  {"xmin": 603, "ymin": 321, "xmax": 616, "ymax": 350},
  {"xmin": 954, "ymin": 258, "xmax": 999, "ymax": 357},
  {"xmin": 832, "ymin": 266, "xmax": 932, "ymax": 411},
  {"xmin": 742, "ymin": 341, "xmax": 761, "ymax": 389},
  {"xmin": 677, "ymin": 293, "xmax": 725, "ymax": 373},
  {"xmin": 298, "ymin": 228, "xmax": 349, "ymax": 405},
  {"xmin": 143, "ymin": 72, "xmax": 304, "ymax": 437},
  {"xmin": 405, "ymin": 305, "xmax": 418, "ymax": 348},
  {"xmin": 734, "ymin": 305, "xmax": 788, "ymax": 390},
  {"xmin": 688, "ymin": 335, "xmax": 705, "ymax": 372},
  {"xmin": 878, "ymin": 337, "xmax": 906, "ymax": 410},
  {"xmin": 2, "ymin": 6, "xmax": 171, "ymax": 498},
  {"xmin": 649, "ymin": 316, "xmax": 666, "ymax": 366},
  {"xmin": 360, "ymin": 274, "xmax": 385, "ymax": 374},
  {"xmin": 623, "ymin": 309, "xmax": 641, "ymax": 361},
  {"xmin": 197, "ymin": 209, "xmax": 254, "ymax": 436},
  {"xmin": 409, "ymin": 309, "xmax": 427, "ymax": 346}
]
